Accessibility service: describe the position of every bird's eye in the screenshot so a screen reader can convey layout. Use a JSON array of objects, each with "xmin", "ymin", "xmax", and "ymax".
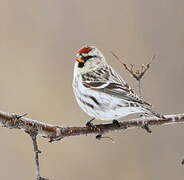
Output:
[
  {"xmin": 77, "ymin": 55, "xmax": 97, "ymax": 68},
  {"xmin": 83, "ymin": 55, "xmax": 94, "ymax": 61}
]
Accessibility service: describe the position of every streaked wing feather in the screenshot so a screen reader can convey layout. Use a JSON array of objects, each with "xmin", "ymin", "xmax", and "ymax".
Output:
[
  {"xmin": 83, "ymin": 80, "xmax": 151, "ymax": 106},
  {"xmin": 82, "ymin": 65, "xmax": 151, "ymax": 106}
]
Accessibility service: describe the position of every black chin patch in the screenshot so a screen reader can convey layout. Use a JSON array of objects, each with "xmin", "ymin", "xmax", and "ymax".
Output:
[{"xmin": 78, "ymin": 62, "xmax": 85, "ymax": 68}]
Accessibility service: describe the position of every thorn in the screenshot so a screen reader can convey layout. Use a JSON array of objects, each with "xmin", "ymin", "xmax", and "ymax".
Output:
[{"xmin": 16, "ymin": 113, "xmax": 28, "ymax": 119}]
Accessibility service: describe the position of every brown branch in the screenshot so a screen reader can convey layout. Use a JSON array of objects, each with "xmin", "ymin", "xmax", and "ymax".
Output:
[
  {"xmin": 1, "ymin": 110, "xmax": 184, "ymax": 179},
  {"xmin": 1, "ymin": 111, "xmax": 184, "ymax": 140},
  {"xmin": 28, "ymin": 131, "xmax": 48, "ymax": 180}
]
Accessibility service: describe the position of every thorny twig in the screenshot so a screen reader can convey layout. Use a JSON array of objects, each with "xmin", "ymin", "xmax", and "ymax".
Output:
[
  {"xmin": 0, "ymin": 111, "xmax": 184, "ymax": 166},
  {"xmin": 1, "ymin": 110, "xmax": 184, "ymax": 179},
  {"xmin": 0, "ymin": 111, "xmax": 183, "ymax": 140},
  {"xmin": 111, "ymin": 52, "xmax": 156, "ymax": 97},
  {"xmin": 16, "ymin": 114, "xmax": 48, "ymax": 180},
  {"xmin": 27, "ymin": 130, "xmax": 49, "ymax": 180}
]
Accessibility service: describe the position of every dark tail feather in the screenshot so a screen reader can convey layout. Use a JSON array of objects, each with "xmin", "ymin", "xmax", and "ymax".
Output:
[{"xmin": 144, "ymin": 107, "xmax": 165, "ymax": 119}]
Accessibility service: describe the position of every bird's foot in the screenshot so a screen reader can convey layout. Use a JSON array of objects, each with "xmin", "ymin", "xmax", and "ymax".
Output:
[
  {"xmin": 113, "ymin": 120, "xmax": 121, "ymax": 127},
  {"xmin": 86, "ymin": 118, "xmax": 95, "ymax": 127},
  {"xmin": 142, "ymin": 122, "xmax": 152, "ymax": 133}
]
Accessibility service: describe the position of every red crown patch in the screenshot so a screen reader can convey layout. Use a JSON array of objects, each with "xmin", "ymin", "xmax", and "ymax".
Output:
[{"xmin": 78, "ymin": 47, "xmax": 92, "ymax": 54}]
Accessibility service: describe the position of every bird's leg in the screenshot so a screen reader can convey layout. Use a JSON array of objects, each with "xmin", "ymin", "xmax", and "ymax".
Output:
[
  {"xmin": 140, "ymin": 114, "xmax": 152, "ymax": 133},
  {"xmin": 113, "ymin": 120, "xmax": 121, "ymax": 127},
  {"xmin": 86, "ymin": 118, "xmax": 95, "ymax": 127},
  {"xmin": 142, "ymin": 121, "xmax": 152, "ymax": 133}
]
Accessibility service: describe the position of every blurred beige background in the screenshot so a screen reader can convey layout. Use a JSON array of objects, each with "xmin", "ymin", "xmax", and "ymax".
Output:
[{"xmin": 0, "ymin": 0, "xmax": 184, "ymax": 179}]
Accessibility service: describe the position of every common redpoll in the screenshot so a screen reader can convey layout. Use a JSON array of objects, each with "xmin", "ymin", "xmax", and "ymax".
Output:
[{"xmin": 73, "ymin": 45, "xmax": 163, "ymax": 123}]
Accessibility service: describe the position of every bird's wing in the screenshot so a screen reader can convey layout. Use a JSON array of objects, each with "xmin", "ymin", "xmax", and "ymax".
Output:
[{"xmin": 82, "ymin": 66, "xmax": 151, "ymax": 106}]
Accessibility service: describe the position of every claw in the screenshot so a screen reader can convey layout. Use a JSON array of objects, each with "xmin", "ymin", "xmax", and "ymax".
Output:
[
  {"xmin": 113, "ymin": 120, "xmax": 121, "ymax": 127},
  {"xmin": 86, "ymin": 118, "xmax": 95, "ymax": 127},
  {"xmin": 142, "ymin": 123, "xmax": 152, "ymax": 133}
]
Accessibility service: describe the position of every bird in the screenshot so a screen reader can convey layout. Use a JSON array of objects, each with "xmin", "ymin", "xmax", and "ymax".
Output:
[{"xmin": 72, "ymin": 45, "xmax": 163, "ymax": 127}]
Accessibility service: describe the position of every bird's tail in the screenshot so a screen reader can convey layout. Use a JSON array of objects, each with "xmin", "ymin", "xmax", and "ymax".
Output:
[{"xmin": 143, "ymin": 106, "xmax": 165, "ymax": 119}]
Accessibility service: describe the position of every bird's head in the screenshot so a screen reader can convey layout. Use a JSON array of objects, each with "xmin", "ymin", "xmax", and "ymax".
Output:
[{"xmin": 74, "ymin": 45, "xmax": 106, "ymax": 74}]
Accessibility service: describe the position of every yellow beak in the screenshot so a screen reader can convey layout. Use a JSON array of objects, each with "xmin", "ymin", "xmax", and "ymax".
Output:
[{"xmin": 76, "ymin": 58, "xmax": 85, "ymax": 63}]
